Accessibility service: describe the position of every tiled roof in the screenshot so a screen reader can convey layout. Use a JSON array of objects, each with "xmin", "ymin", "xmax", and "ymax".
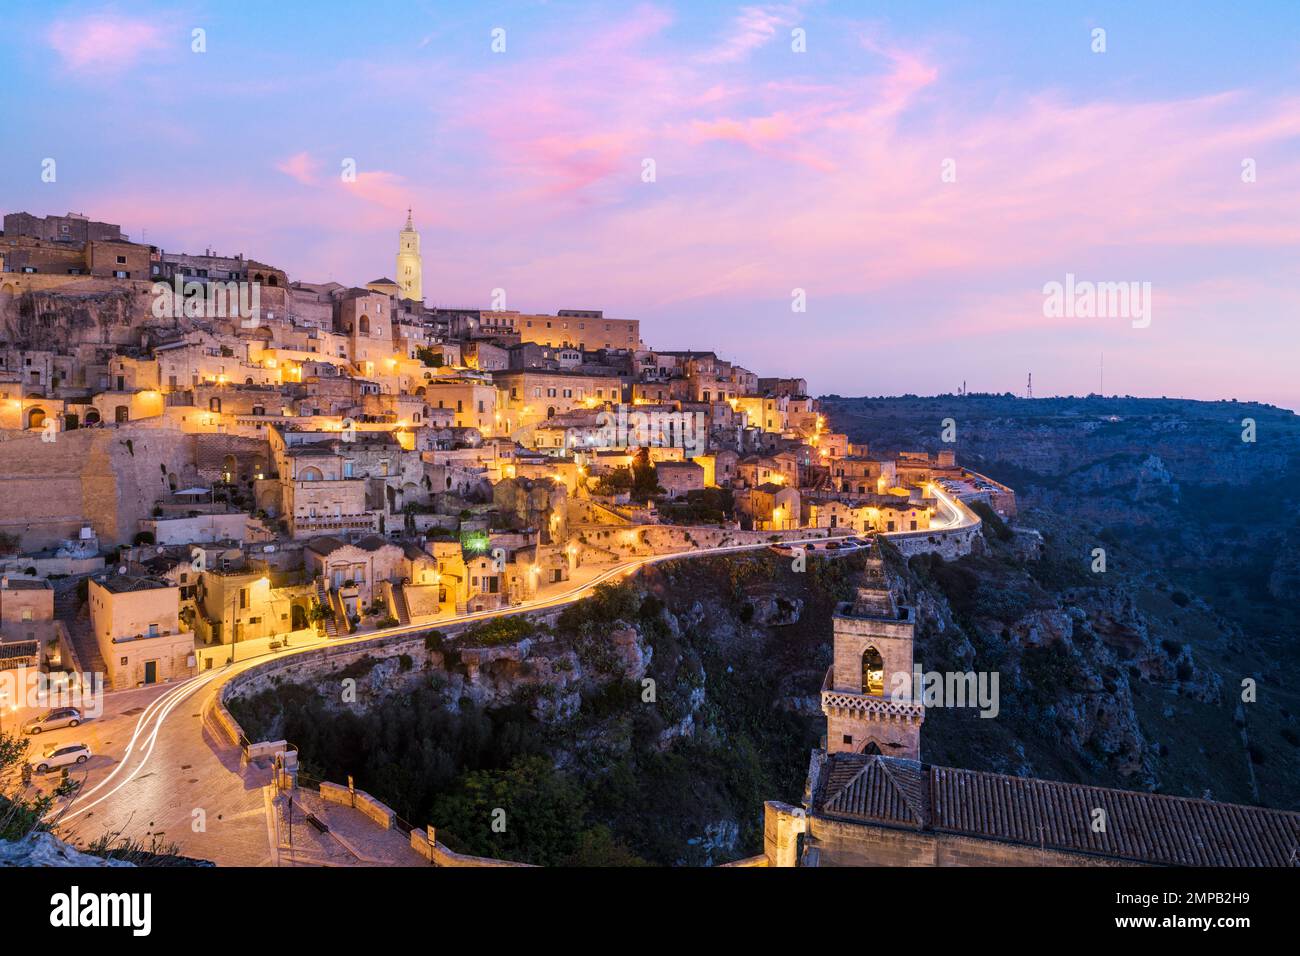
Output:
[
  {"xmin": 815, "ymin": 753, "xmax": 1300, "ymax": 867},
  {"xmin": 94, "ymin": 574, "xmax": 173, "ymax": 594},
  {"xmin": 822, "ymin": 756, "xmax": 927, "ymax": 828},
  {"xmin": 304, "ymin": 535, "xmax": 347, "ymax": 555}
]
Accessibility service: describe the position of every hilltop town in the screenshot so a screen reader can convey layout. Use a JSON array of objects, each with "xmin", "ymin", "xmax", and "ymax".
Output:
[
  {"xmin": 0, "ymin": 208, "xmax": 996, "ymax": 689},
  {"xmin": 3, "ymin": 209, "xmax": 1294, "ymax": 872}
]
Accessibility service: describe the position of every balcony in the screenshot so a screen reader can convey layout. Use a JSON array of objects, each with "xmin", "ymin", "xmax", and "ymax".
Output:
[{"xmin": 820, "ymin": 668, "xmax": 924, "ymax": 723}]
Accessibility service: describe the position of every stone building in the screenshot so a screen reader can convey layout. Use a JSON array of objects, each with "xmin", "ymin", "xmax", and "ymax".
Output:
[
  {"xmin": 754, "ymin": 560, "xmax": 1300, "ymax": 868},
  {"xmin": 493, "ymin": 369, "xmax": 624, "ymax": 431},
  {"xmin": 654, "ymin": 460, "xmax": 704, "ymax": 499},
  {"xmin": 735, "ymin": 483, "xmax": 800, "ymax": 530},
  {"xmin": 763, "ymin": 753, "xmax": 1300, "ymax": 867},
  {"xmin": 515, "ymin": 310, "xmax": 640, "ymax": 352},
  {"xmin": 0, "ymin": 576, "xmax": 53, "ymax": 632},
  {"xmin": 4, "ymin": 211, "xmax": 123, "ymax": 244},
  {"xmin": 88, "ymin": 574, "xmax": 194, "ymax": 690}
]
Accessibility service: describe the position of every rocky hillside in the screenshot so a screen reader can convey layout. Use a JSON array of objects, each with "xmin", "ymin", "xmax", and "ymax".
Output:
[
  {"xmin": 229, "ymin": 554, "xmax": 865, "ymax": 866},
  {"xmin": 825, "ymin": 394, "xmax": 1300, "ymax": 809},
  {"xmin": 230, "ymin": 491, "xmax": 1296, "ymax": 866}
]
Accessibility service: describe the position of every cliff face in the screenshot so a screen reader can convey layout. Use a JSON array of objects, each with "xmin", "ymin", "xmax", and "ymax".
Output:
[
  {"xmin": 229, "ymin": 555, "xmax": 850, "ymax": 865},
  {"xmin": 825, "ymin": 395, "xmax": 1300, "ymax": 809},
  {"xmin": 1, "ymin": 284, "xmax": 155, "ymax": 350},
  {"xmin": 230, "ymin": 522, "xmax": 1292, "ymax": 866},
  {"xmin": 899, "ymin": 543, "xmax": 1224, "ymax": 794}
]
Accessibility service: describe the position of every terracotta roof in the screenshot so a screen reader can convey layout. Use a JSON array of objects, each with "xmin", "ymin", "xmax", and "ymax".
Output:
[
  {"xmin": 822, "ymin": 756, "xmax": 927, "ymax": 828},
  {"xmin": 815, "ymin": 753, "xmax": 1300, "ymax": 867},
  {"xmin": 304, "ymin": 535, "xmax": 347, "ymax": 555}
]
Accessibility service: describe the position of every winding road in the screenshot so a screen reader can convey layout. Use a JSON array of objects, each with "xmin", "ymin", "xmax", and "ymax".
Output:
[{"xmin": 36, "ymin": 497, "xmax": 977, "ymax": 864}]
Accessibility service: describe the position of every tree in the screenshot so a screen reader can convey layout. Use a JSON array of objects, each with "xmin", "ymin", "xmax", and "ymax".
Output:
[
  {"xmin": 630, "ymin": 448, "xmax": 661, "ymax": 502},
  {"xmin": 429, "ymin": 755, "xmax": 588, "ymax": 865},
  {"xmin": 592, "ymin": 467, "xmax": 633, "ymax": 497},
  {"xmin": 0, "ymin": 730, "xmax": 55, "ymax": 842},
  {"xmin": 415, "ymin": 346, "xmax": 444, "ymax": 368}
]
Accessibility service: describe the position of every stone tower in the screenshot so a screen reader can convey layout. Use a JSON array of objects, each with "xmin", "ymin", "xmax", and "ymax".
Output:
[
  {"xmin": 396, "ymin": 209, "xmax": 422, "ymax": 302},
  {"xmin": 821, "ymin": 554, "xmax": 924, "ymax": 759}
]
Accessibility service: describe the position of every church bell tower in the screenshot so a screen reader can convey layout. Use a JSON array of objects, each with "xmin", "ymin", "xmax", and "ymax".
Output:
[
  {"xmin": 396, "ymin": 209, "xmax": 422, "ymax": 302},
  {"xmin": 821, "ymin": 554, "xmax": 924, "ymax": 759}
]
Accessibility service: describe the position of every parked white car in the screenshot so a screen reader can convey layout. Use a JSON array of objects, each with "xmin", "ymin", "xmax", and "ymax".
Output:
[{"xmin": 29, "ymin": 743, "xmax": 92, "ymax": 773}]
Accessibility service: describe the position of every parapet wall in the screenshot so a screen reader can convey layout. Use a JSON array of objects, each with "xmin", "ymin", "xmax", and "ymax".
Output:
[
  {"xmin": 408, "ymin": 826, "xmax": 535, "ymax": 867},
  {"xmin": 320, "ymin": 781, "xmax": 395, "ymax": 830},
  {"xmin": 885, "ymin": 493, "xmax": 983, "ymax": 560}
]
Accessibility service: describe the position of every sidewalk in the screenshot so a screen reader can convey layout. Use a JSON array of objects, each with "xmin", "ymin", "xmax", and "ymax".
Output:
[{"xmin": 269, "ymin": 786, "xmax": 425, "ymax": 867}]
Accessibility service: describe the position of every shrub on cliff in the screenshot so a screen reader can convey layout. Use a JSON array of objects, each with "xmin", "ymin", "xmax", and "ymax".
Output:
[
  {"xmin": 459, "ymin": 616, "xmax": 534, "ymax": 647},
  {"xmin": 969, "ymin": 501, "xmax": 1012, "ymax": 542}
]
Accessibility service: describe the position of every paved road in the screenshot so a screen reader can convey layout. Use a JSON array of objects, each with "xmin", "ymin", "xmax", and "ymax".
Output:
[{"xmin": 39, "ymin": 517, "xmax": 978, "ymax": 864}]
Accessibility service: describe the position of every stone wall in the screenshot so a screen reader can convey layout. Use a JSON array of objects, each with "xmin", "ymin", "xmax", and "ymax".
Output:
[
  {"xmin": 320, "ymin": 781, "xmax": 395, "ymax": 829},
  {"xmin": 0, "ymin": 426, "xmax": 199, "ymax": 550},
  {"xmin": 887, "ymin": 521, "xmax": 981, "ymax": 560},
  {"xmin": 806, "ymin": 816, "xmax": 1123, "ymax": 867},
  {"xmin": 408, "ymin": 826, "xmax": 535, "ymax": 867}
]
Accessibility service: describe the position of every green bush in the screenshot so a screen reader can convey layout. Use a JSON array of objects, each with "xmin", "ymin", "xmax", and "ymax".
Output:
[{"xmin": 460, "ymin": 616, "xmax": 533, "ymax": 647}]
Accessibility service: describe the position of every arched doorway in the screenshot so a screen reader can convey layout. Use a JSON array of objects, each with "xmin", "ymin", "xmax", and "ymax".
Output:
[
  {"xmin": 861, "ymin": 646, "xmax": 884, "ymax": 696},
  {"xmin": 84, "ymin": 409, "xmax": 101, "ymax": 425},
  {"xmin": 221, "ymin": 454, "xmax": 238, "ymax": 484},
  {"xmin": 862, "ymin": 741, "xmax": 883, "ymax": 756},
  {"xmin": 25, "ymin": 407, "xmax": 46, "ymax": 430}
]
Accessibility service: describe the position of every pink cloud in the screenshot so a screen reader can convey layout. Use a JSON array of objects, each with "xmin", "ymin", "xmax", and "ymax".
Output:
[
  {"xmin": 47, "ymin": 12, "xmax": 166, "ymax": 73},
  {"xmin": 275, "ymin": 152, "xmax": 320, "ymax": 186},
  {"xmin": 52, "ymin": 8, "xmax": 1300, "ymax": 407}
]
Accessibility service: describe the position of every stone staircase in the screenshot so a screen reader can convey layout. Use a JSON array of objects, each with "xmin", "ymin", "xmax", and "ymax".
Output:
[
  {"xmin": 54, "ymin": 583, "xmax": 106, "ymax": 676},
  {"xmin": 391, "ymin": 584, "xmax": 411, "ymax": 626},
  {"xmin": 314, "ymin": 582, "xmax": 339, "ymax": 638}
]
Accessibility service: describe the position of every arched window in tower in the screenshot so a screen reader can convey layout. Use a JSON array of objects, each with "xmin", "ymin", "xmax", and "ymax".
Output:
[
  {"xmin": 359, "ymin": 314, "xmax": 371, "ymax": 336},
  {"xmin": 861, "ymin": 646, "xmax": 885, "ymax": 696},
  {"xmin": 863, "ymin": 741, "xmax": 883, "ymax": 756}
]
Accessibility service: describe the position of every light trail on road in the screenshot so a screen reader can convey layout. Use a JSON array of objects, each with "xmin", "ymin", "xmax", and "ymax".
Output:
[{"xmin": 45, "ymin": 525, "xmax": 980, "ymax": 842}]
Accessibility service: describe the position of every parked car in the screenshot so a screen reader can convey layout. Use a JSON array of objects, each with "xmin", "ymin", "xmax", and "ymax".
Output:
[
  {"xmin": 29, "ymin": 743, "xmax": 92, "ymax": 773},
  {"xmin": 22, "ymin": 707, "xmax": 83, "ymax": 734}
]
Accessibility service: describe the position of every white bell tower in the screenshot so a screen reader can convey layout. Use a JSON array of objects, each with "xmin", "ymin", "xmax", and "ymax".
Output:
[{"xmin": 396, "ymin": 208, "xmax": 422, "ymax": 302}]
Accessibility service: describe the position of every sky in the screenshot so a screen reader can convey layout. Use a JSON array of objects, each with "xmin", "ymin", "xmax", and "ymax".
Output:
[{"xmin": 3, "ymin": 1, "xmax": 1299, "ymax": 409}]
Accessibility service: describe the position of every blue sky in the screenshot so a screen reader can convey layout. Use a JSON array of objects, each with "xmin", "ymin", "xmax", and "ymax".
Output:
[{"xmin": 4, "ymin": 1, "xmax": 1299, "ymax": 408}]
